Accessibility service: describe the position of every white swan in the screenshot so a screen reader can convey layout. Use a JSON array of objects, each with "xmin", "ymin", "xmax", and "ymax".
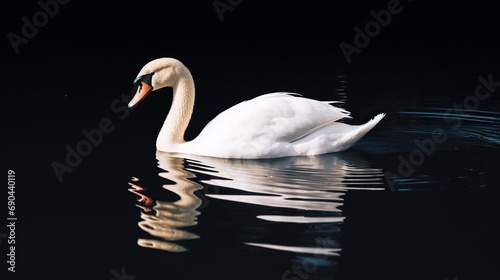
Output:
[{"xmin": 128, "ymin": 57, "xmax": 385, "ymax": 158}]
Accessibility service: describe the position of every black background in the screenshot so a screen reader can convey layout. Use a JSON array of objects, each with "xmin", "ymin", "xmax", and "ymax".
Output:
[
  {"xmin": 3, "ymin": 0, "xmax": 500, "ymax": 57},
  {"xmin": 2, "ymin": 1, "xmax": 500, "ymax": 279}
]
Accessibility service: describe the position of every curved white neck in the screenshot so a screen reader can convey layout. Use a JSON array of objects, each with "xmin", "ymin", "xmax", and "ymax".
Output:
[{"xmin": 156, "ymin": 73, "xmax": 195, "ymax": 149}]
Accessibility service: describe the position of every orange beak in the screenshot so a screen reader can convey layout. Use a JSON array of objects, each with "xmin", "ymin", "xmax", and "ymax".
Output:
[{"xmin": 128, "ymin": 81, "xmax": 152, "ymax": 108}]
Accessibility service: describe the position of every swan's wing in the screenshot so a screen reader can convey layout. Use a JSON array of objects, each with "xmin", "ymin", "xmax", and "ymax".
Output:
[{"xmin": 193, "ymin": 92, "xmax": 351, "ymax": 148}]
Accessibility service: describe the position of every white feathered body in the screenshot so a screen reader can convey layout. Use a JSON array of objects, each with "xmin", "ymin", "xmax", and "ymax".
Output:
[
  {"xmin": 130, "ymin": 58, "xmax": 384, "ymax": 158},
  {"xmin": 168, "ymin": 92, "xmax": 384, "ymax": 158}
]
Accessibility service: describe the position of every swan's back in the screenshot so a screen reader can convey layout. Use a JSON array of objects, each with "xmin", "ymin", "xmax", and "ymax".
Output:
[{"xmin": 181, "ymin": 92, "xmax": 383, "ymax": 158}]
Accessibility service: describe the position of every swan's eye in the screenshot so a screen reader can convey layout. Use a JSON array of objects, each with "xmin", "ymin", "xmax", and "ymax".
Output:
[{"xmin": 133, "ymin": 72, "xmax": 154, "ymax": 87}]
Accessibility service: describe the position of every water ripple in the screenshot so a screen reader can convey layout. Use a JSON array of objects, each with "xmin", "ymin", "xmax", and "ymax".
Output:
[
  {"xmin": 355, "ymin": 107, "xmax": 500, "ymax": 155},
  {"xmin": 129, "ymin": 152, "xmax": 384, "ymax": 255}
]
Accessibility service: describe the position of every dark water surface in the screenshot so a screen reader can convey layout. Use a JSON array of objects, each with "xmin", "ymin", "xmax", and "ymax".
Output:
[{"xmin": 3, "ymin": 53, "xmax": 500, "ymax": 280}]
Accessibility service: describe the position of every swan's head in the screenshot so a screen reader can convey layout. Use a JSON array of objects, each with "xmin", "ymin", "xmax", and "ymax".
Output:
[{"xmin": 128, "ymin": 58, "xmax": 188, "ymax": 108}]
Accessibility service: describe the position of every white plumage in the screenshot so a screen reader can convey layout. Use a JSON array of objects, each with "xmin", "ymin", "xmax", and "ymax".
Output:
[{"xmin": 128, "ymin": 58, "xmax": 384, "ymax": 158}]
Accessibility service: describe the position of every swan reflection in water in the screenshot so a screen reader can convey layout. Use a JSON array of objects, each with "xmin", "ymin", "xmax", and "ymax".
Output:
[
  {"xmin": 128, "ymin": 155, "xmax": 203, "ymax": 252},
  {"xmin": 128, "ymin": 151, "xmax": 384, "ymax": 254}
]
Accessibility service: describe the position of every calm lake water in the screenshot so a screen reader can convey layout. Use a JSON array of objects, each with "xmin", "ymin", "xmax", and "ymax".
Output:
[
  {"xmin": 124, "ymin": 99, "xmax": 500, "ymax": 280},
  {"xmin": 4, "ymin": 55, "xmax": 500, "ymax": 280}
]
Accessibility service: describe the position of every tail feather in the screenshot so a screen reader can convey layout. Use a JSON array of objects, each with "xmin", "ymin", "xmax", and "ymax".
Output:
[
  {"xmin": 338, "ymin": 113, "xmax": 385, "ymax": 150},
  {"xmin": 291, "ymin": 113, "xmax": 386, "ymax": 155}
]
